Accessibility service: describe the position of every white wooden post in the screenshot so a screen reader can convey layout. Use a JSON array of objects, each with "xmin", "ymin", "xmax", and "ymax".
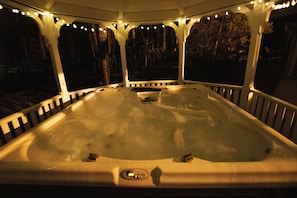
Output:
[
  {"xmin": 171, "ymin": 19, "xmax": 188, "ymax": 84},
  {"xmin": 30, "ymin": 13, "xmax": 70, "ymax": 102},
  {"xmin": 43, "ymin": 15, "xmax": 70, "ymax": 102},
  {"xmin": 240, "ymin": 2, "xmax": 269, "ymax": 110},
  {"xmin": 110, "ymin": 23, "xmax": 130, "ymax": 87}
]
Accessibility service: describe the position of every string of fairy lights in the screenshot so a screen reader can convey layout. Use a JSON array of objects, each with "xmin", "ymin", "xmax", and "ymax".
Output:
[{"xmin": 0, "ymin": 0, "xmax": 296, "ymax": 33}]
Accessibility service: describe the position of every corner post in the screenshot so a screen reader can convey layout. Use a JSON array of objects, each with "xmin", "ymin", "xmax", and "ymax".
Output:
[
  {"xmin": 108, "ymin": 22, "xmax": 130, "ymax": 87},
  {"xmin": 174, "ymin": 19, "xmax": 188, "ymax": 84},
  {"xmin": 239, "ymin": 2, "xmax": 269, "ymax": 110},
  {"xmin": 28, "ymin": 12, "xmax": 70, "ymax": 102}
]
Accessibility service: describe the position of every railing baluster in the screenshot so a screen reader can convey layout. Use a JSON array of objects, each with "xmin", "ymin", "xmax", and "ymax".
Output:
[
  {"xmin": 53, "ymin": 100, "xmax": 58, "ymax": 114},
  {"xmin": 255, "ymin": 96, "xmax": 264, "ymax": 118},
  {"xmin": 70, "ymin": 95, "xmax": 74, "ymax": 104},
  {"xmin": 42, "ymin": 106, "xmax": 48, "ymax": 120},
  {"xmin": 59, "ymin": 98, "xmax": 64, "ymax": 110},
  {"xmin": 8, "ymin": 121, "xmax": 17, "ymax": 138},
  {"xmin": 219, "ymin": 87, "xmax": 225, "ymax": 97},
  {"xmin": 281, "ymin": 110, "xmax": 295, "ymax": 138},
  {"xmin": 249, "ymin": 93, "xmax": 258, "ymax": 115},
  {"xmin": 260, "ymin": 99, "xmax": 270, "ymax": 123},
  {"xmin": 225, "ymin": 88, "xmax": 232, "ymax": 101},
  {"xmin": 18, "ymin": 117, "xmax": 26, "ymax": 133},
  {"xmin": 288, "ymin": 115, "xmax": 297, "ymax": 143},
  {"xmin": 274, "ymin": 105, "xmax": 286, "ymax": 132},
  {"xmin": 35, "ymin": 110, "xmax": 41, "ymax": 124},
  {"xmin": 0, "ymin": 126, "xmax": 7, "ymax": 145},
  {"xmin": 232, "ymin": 89, "xmax": 241, "ymax": 106},
  {"xmin": 26, "ymin": 111, "xmax": 38, "ymax": 128},
  {"xmin": 267, "ymin": 101, "xmax": 278, "ymax": 127}
]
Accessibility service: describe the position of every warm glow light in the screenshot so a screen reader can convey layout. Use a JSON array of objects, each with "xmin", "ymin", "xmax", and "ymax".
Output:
[
  {"xmin": 225, "ymin": 11, "xmax": 229, "ymax": 15},
  {"xmin": 258, "ymin": 0, "xmax": 262, "ymax": 3},
  {"xmin": 0, "ymin": 4, "xmax": 3, "ymax": 9},
  {"xmin": 99, "ymin": 27, "xmax": 104, "ymax": 31},
  {"xmin": 248, "ymin": 92, "xmax": 254, "ymax": 103},
  {"xmin": 34, "ymin": 12, "xmax": 39, "ymax": 16},
  {"xmin": 274, "ymin": 1, "xmax": 291, "ymax": 9},
  {"xmin": 250, "ymin": 1, "xmax": 254, "ymax": 4},
  {"xmin": 84, "ymin": 92, "xmax": 95, "ymax": 101},
  {"xmin": 80, "ymin": 26, "xmax": 84, "ymax": 30},
  {"xmin": 292, "ymin": 0, "xmax": 296, "ymax": 6},
  {"xmin": 38, "ymin": 112, "xmax": 66, "ymax": 132},
  {"xmin": 207, "ymin": 16, "xmax": 210, "ymax": 20},
  {"xmin": 73, "ymin": 24, "xmax": 77, "ymax": 28},
  {"xmin": 71, "ymin": 101, "xmax": 84, "ymax": 111},
  {"xmin": 21, "ymin": 11, "xmax": 25, "ymax": 15},
  {"xmin": 237, "ymin": 6, "xmax": 241, "ymax": 10},
  {"xmin": 43, "ymin": 11, "xmax": 50, "ymax": 16},
  {"xmin": 91, "ymin": 27, "xmax": 95, "ymax": 32},
  {"xmin": 12, "ymin": 8, "xmax": 19, "ymax": 13},
  {"xmin": 26, "ymin": 12, "xmax": 30, "ymax": 16},
  {"xmin": 166, "ymin": 85, "xmax": 183, "ymax": 91}
]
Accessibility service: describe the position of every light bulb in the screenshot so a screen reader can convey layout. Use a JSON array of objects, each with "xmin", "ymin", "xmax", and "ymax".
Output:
[{"xmin": 12, "ymin": 8, "xmax": 19, "ymax": 13}]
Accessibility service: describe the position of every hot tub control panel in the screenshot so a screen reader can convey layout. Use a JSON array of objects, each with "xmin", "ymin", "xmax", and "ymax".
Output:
[{"xmin": 121, "ymin": 168, "xmax": 150, "ymax": 180}]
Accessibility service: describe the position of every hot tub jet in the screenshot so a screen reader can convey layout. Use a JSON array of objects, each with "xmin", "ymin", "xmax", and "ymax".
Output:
[
  {"xmin": 183, "ymin": 153, "xmax": 194, "ymax": 162},
  {"xmin": 87, "ymin": 153, "xmax": 98, "ymax": 161}
]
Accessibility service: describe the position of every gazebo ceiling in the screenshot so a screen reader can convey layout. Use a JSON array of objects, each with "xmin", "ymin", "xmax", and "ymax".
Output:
[{"xmin": 10, "ymin": 0, "xmax": 252, "ymax": 22}]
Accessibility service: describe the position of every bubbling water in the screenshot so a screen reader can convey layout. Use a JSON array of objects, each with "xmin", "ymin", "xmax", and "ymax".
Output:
[{"xmin": 28, "ymin": 87, "xmax": 272, "ymax": 162}]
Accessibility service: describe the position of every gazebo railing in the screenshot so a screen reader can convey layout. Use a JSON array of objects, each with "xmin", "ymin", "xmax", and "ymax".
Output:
[
  {"xmin": 1, "ymin": 81, "xmax": 296, "ymax": 146},
  {"xmin": 128, "ymin": 80, "xmax": 179, "ymax": 88},
  {"xmin": 185, "ymin": 81, "xmax": 297, "ymax": 144},
  {"xmin": 247, "ymin": 88, "xmax": 297, "ymax": 144},
  {"xmin": 184, "ymin": 81, "xmax": 243, "ymax": 107},
  {"xmin": 0, "ymin": 88, "xmax": 96, "ymax": 146}
]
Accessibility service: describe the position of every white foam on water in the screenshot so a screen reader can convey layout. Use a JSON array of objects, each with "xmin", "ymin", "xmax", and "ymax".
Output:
[
  {"xmin": 173, "ymin": 128, "xmax": 185, "ymax": 151},
  {"xmin": 27, "ymin": 87, "xmax": 277, "ymax": 162}
]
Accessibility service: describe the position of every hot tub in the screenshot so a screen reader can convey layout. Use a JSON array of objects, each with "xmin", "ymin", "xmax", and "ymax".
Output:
[{"xmin": 0, "ymin": 84, "xmax": 297, "ymax": 188}]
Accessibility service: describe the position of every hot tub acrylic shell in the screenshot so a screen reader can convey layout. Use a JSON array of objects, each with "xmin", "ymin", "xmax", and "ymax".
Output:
[{"xmin": 0, "ymin": 84, "xmax": 297, "ymax": 188}]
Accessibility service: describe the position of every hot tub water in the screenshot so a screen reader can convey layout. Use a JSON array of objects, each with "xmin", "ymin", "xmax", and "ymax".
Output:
[{"xmin": 26, "ymin": 86, "xmax": 278, "ymax": 162}]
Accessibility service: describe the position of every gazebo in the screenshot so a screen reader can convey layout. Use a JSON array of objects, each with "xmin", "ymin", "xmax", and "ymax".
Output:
[
  {"xmin": 0, "ymin": 0, "xmax": 296, "ymax": 143},
  {"xmin": 0, "ymin": 0, "xmax": 297, "ymax": 196}
]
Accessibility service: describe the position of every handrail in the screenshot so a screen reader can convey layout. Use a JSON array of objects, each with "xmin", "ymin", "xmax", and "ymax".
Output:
[{"xmin": 0, "ymin": 82, "xmax": 296, "ymax": 146}]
